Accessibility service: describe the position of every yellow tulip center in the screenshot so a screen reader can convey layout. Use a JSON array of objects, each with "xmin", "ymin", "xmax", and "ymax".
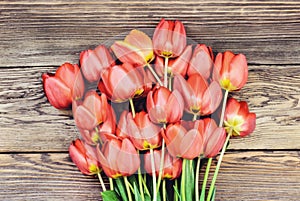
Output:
[
  {"xmin": 89, "ymin": 164, "xmax": 100, "ymax": 175},
  {"xmin": 224, "ymin": 115, "xmax": 244, "ymax": 136},
  {"xmin": 220, "ymin": 78, "xmax": 237, "ymax": 91}
]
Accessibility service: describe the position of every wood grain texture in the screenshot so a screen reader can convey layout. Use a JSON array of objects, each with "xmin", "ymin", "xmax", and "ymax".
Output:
[
  {"xmin": 0, "ymin": 65, "xmax": 299, "ymax": 152},
  {"xmin": 0, "ymin": 151, "xmax": 299, "ymax": 201},
  {"xmin": 1, "ymin": 0, "xmax": 300, "ymax": 67}
]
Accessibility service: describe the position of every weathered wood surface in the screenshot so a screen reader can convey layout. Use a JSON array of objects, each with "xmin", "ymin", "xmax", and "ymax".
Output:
[
  {"xmin": 0, "ymin": 151, "xmax": 299, "ymax": 201},
  {"xmin": 1, "ymin": 0, "xmax": 299, "ymax": 200},
  {"xmin": 1, "ymin": 0, "xmax": 300, "ymax": 67},
  {"xmin": 0, "ymin": 65, "xmax": 299, "ymax": 152}
]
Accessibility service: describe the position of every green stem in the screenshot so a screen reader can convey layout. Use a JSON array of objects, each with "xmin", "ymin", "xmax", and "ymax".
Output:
[
  {"xmin": 200, "ymin": 158, "xmax": 212, "ymax": 201},
  {"xmin": 195, "ymin": 156, "xmax": 201, "ymax": 201},
  {"xmin": 168, "ymin": 76, "xmax": 172, "ymax": 91},
  {"xmin": 129, "ymin": 98, "xmax": 136, "ymax": 118},
  {"xmin": 141, "ymin": 174, "xmax": 151, "ymax": 196},
  {"xmin": 124, "ymin": 176, "xmax": 133, "ymax": 201},
  {"xmin": 97, "ymin": 172, "xmax": 107, "ymax": 191},
  {"xmin": 174, "ymin": 179, "xmax": 179, "ymax": 201},
  {"xmin": 147, "ymin": 63, "xmax": 163, "ymax": 86},
  {"xmin": 156, "ymin": 138, "xmax": 165, "ymax": 193},
  {"xmin": 150, "ymin": 148, "xmax": 157, "ymax": 201},
  {"xmin": 164, "ymin": 57, "xmax": 169, "ymax": 88},
  {"xmin": 192, "ymin": 113, "xmax": 198, "ymax": 121},
  {"xmin": 206, "ymin": 130, "xmax": 231, "ymax": 201},
  {"xmin": 162, "ymin": 179, "xmax": 167, "ymax": 201},
  {"xmin": 138, "ymin": 155, "xmax": 145, "ymax": 201},
  {"xmin": 109, "ymin": 178, "xmax": 114, "ymax": 191},
  {"xmin": 219, "ymin": 90, "xmax": 229, "ymax": 127},
  {"xmin": 180, "ymin": 159, "xmax": 187, "ymax": 201}
]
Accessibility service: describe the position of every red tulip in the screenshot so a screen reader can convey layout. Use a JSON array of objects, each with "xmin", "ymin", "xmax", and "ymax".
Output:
[
  {"xmin": 189, "ymin": 118, "xmax": 226, "ymax": 158},
  {"xmin": 155, "ymin": 45, "xmax": 192, "ymax": 77},
  {"xmin": 144, "ymin": 150, "xmax": 182, "ymax": 180},
  {"xmin": 97, "ymin": 137, "xmax": 140, "ymax": 178},
  {"xmin": 213, "ymin": 51, "xmax": 248, "ymax": 91},
  {"xmin": 111, "ymin": 29, "xmax": 154, "ymax": 67},
  {"xmin": 42, "ymin": 63, "xmax": 84, "ymax": 109},
  {"xmin": 116, "ymin": 110, "xmax": 130, "ymax": 140},
  {"xmin": 224, "ymin": 98, "xmax": 256, "ymax": 137},
  {"xmin": 127, "ymin": 111, "xmax": 162, "ymax": 150},
  {"xmin": 99, "ymin": 63, "xmax": 148, "ymax": 102},
  {"xmin": 153, "ymin": 18, "xmax": 186, "ymax": 58},
  {"xmin": 187, "ymin": 44, "xmax": 214, "ymax": 79},
  {"xmin": 73, "ymin": 91, "xmax": 108, "ymax": 131},
  {"xmin": 69, "ymin": 139, "xmax": 101, "ymax": 175},
  {"xmin": 78, "ymin": 104, "xmax": 116, "ymax": 146},
  {"xmin": 173, "ymin": 74, "xmax": 222, "ymax": 116},
  {"xmin": 147, "ymin": 86, "xmax": 184, "ymax": 124},
  {"xmin": 162, "ymin": 122, "xmax": 203, "ymax": 160},
  {"xmin": 80, "ymin": 45, "xmax": 115, "ymax": 82}
]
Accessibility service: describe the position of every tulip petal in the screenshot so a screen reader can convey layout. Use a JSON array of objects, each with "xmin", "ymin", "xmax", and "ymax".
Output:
[
  {"xmin": 180, "ymin": 129, "xmax": 202, "ymax": 159},
  {"xmin": 74, "ymin": 105, "xmax": 98, "ymax": 130},
  {"xmin": 80, "ymin": 50, "xmax": 103, "ymax": 82},
  {"xmin": 201, "ymin": 81, "xmax": 222, "ymax": 115},
  {"xmin": 240, "ymin": 113, "xmax": 256, "ymax": 137},
  {"xmin": 228, "ymin": 54, "xmax": 248, "ymax": 89}
]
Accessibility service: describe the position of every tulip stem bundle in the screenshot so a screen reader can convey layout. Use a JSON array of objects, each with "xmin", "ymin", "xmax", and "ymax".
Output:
[
  {"xmin": 109, "ymin": 178, "xmax": 114, "ymax": 191},
  {"xmin": 97, "ymin": 172, "xmax": 107, "ymax": 192},
  {"xmin": 124, "ymin": 176, "xmax": 133, "ymax": 201},
  {"xmin": 195, "ymin": 156, "xmax": 201, "ymax": 201},
  {"xmin": 156, "ymin": 139, "xmax": 165, "ymax": 193},
  {"xmin": 200, "ymin": 158, "xmax": 212, "ymax": 201},
  {"xmin": 150, "ymin": 148, "xmax": 157, "ymax": 201}
]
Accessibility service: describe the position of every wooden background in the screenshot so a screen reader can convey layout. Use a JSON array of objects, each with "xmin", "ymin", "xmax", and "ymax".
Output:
[{"xmin": 0, "ymin": 0, "xmax": 299, "ymax": 200}]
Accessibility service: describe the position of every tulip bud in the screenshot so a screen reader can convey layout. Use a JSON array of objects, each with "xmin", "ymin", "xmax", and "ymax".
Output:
[
  {"xmin": 127, "ymin": 111, "xmax": 162, "ymax": 150},
  {"xmin": 42, "ymin": 63, "xmax": 84, "ymax": 109},
  {"xmin": 69, "ymin": 139, "xmax": 101, "ymax": 175},
  {"xmin": 213, "ymin": 51, "xmax": 248, "ymax": 91},
  {"xmin": 224, "ymin": 98, "xmax": 256, "ymax": 137},
  {"xmin": 173, "ymin": 74, "xmax": 222, "ymax": 116},
  {"xmin": 111, "ymin": 29, "xmax": 154, "ymax": 67},
  {"xmin": 144, "ymin": 150, "xmax": 182, "ymax": 180},
  {"xmin": 73, "ymin": 91, "xmax": 108, "ymax": 131},
  {"xmin": 97, "ymin": 137, "xmax": 140, "ymax": 178},
  {"xmin": 80, "ymin": 45, "xmax": 115, "ymax": 82},
  {"xmin": 153, "ymin": 18, "xmax": 186, "ymax": 58},
  {"xmin": 147, "ymin": 86, "xmax": 184, "ymax": 124},
  {"xmin": 162, "ymin": 122, "xmax": 203, "ymax": 160},
  {"xmin": 187, "ymin": 44, "xmax": 214, "ymax": 79}
]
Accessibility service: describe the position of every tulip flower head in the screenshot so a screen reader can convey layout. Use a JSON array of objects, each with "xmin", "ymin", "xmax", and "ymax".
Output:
[
  {"xmin": 99, "ymin": 63, "xmax": 148, "ymax": 103},
  {"xmin": 126, "ymin": 111, "xmax": 162, "ymax": 150},
  {"xmin": 42, "ymin": 63, "xmax": 84, "ymax": 109},
  {"xmin": 69, "ymin": 139, "xmax": 101, "ymax": 175},
  {"xmin": 144, "ymin": 150, "xmax": 182, "ymax": 180},
  {"xmin": 213, "ymin": 51, "xmax": 248, "ymax": 91},
  {"xmin": 97, "ymin": 137, "xmax": 140, "ymax": 179},
  {"xmin": 162, "ymin": 122, "xmax": 203, "ymax": 160},
  {"xmin": 73, "ymin": 91, "xmax": 108, "ymax": 131},
  {"xmin": 153, "ymin": 18, "xmax": 187, "ymax": 58},
  {"xmin": 173, "ymin": 74, "xmax": 222, "ymax": 116},
  {"xmin": 224, "ymin": 98, "xmax": 256, "ymax": 137},
  {"xmin": 111, "ymin": 29, "xmax": 154, "ymax": 67},
  {"xmin": 147, "ymin": 86, "xmax": 184, "ymax": 124},
  {"xmin": 80, "ymin": 45, "xmax": 115, "ymax": 82}
]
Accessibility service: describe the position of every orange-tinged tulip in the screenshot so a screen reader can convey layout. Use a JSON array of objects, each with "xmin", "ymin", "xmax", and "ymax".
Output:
[
  {"xmin": 97, "ymin": 137, "xmax": 140, "ymax": 179},
  {"xmin": 155, "ymin": 45, "xmax": 192, "ymax": 77},
  {"xmin": 224, "ymin": 98, "xmax": 256, "ymax": 137},
  {"xmin": 173, "ymin": 74, "xmax": 222, "ymax": 116},
  {"xmin": 80, "ymin": 45, "xmax": 115, "ymax": 82},
  {"xmin": 69, "ymin": 139, "xmax": 101, "ymax": 175},
  {"xmin": 99, "ymin": 63, "xmax": 148, "ymax": 102},
  {"xmin": 144, "ymin": 150, "xmax": 182, "ymax": 180},
  {"xmin": 187, "ymin": 44, "xmax": 214, "ymax": 79},
  {"xmin": 127, "ymin": 111, "xmax": 162, "ymax": 150},
  {"xmin": 111, "ymin": 29, "xmax": 154, "ymax": 67},
  {"xmin": 162, "ymin": 122, "xmax": 203, "ymax": 160},
  {"xmin": 153, "ymin": 18, "xmax": 187, "ymax": 58},
  {"xmin": 213, "ymin": 51, "xmax": 248, "ymax": 91},
  {"xmin": 42, "ymin": 63, "xmax": 84, "ymax": 109},
  {"xmin": 116, "ymin": 110, "xmax": 130, "ymax": 140},
  {"xmin": 147, "ymin": 86, "xmax": 184, "ymax": 124},
  {"xmin": 73, "ymin": 91, "xmax": 108, "ymax": 131}
]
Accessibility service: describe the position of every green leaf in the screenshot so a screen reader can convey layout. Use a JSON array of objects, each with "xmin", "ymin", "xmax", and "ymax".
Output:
[
  {"xmin": 115, "ymin": 178, "xmax": 128, "ymax": 201},
  {"xmin": 173, "ymin": 185, "xmax": 182, "ymax": 201},
  {"xmin": 101, "ymin": 190, "xmax": 120, "ymax": 201},
  {"xmin": 133, "ymin": 181, "xmax": 143, "ymax": 201},
  {"xmin": 185, "ymin": 159, "xmax": 195, "ymax": 201},
  {"xmin": 210, "ymin": 187, "xmax": 216, "ymax": 201},
  {"xmin": 145, "ymin": 194, "xmax": 152, "ymax": 201}
]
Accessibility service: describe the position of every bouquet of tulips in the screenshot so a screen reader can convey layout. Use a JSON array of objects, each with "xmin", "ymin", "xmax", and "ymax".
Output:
[{"xmin": 42, "ymin": 19, "xmax": 256, "ymax": 201}]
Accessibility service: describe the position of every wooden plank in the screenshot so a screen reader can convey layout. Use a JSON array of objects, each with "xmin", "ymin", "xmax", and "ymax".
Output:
[
  {"xmin": 0, "ymin": 151, "xmax": 299, "ymax": 200},
  {"xmin": 0, "ymin": 0, "xmax": 299, "ymax": 67},
  {"xmin": 0, "ymin": 65, "xmax": 299, "ymax": 152}
]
